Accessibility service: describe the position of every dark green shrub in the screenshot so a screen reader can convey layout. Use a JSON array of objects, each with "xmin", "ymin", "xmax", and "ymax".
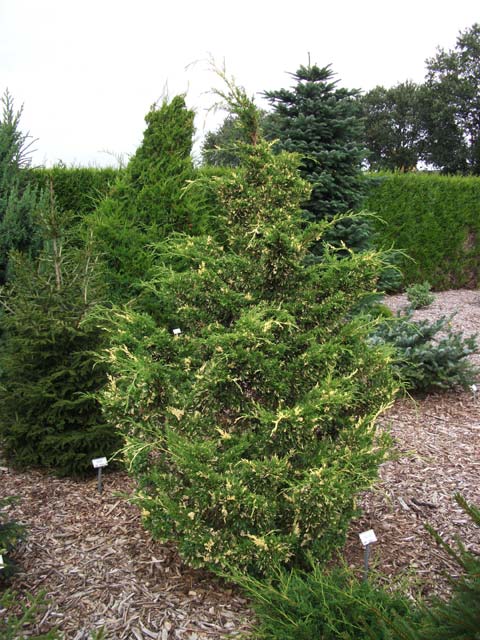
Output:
[
  {"xmin": 0, "ymin": 193, "xmax": 120, "ymax": 476},
  {"xmin": 0, "ymin": 496, "xmax": 25, "ymax": 582},
  {"xmin": 365, "ymin": 172, "xmax": 480, "ymax": 289},
  {"xmin": 86, "ymin": 95, "xmax": 207, "ymax": 302},
  {"xmin": 98, "ymin": 85, "xmax": 397, "ymax": 575},
  {"xmin": 30, "ymin": 166, "xmax": 120, "ymax": 217},
  {"xmin": 371, "ymin": 311, "xmax": 478, "ymax": 392},
  {"xmin": 234, "ymin": 563, "xmax": 416, "ymax": 639},
  {"xmin": 406, "ymin": 281, "xmax": 435, "ymax": 309}
]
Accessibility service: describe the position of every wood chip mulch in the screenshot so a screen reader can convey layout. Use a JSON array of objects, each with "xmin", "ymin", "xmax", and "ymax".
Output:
[
  {"xmin": 2, "ymin": 470, "xmax": 252, "ymax": 639},
  {"xmin": 344, "ymin": 288, "xmax": 480, "ymax": 597},
  {"xmin": 2, "ymin": 289, "xmax": 480, "ymax": 638}
]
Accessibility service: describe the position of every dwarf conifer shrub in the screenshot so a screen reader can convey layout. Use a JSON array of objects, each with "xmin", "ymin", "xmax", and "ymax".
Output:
[
  {"xmin": 99, "ymin": 84, "xmax": 398, "ymax": 575},
  {"xmin": 406, "ymin": 281, "xmax": 435, "ymax": 309},
  {"xmin": 371, "ymin": 312, "xmax": 478, "ymax": 392},
  {"xmin": 0, "ymin": 191, "xmax": 120, "ymax": 476}
]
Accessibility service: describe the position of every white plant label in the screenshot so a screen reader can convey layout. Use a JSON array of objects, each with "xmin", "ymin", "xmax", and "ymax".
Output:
[
  {"xmin": 92, "ymin": 457, "xmax": 108, "ymax": 468},
  {"xmin": 471, "ymin": 384, "xmax": 478, "ymax": 393},
  {"xmin": 172, "ymin": 328, "xmax": 182, "ymax": 335},
  {"xmin": 0, "ymin": 554, "xmax": 4, "ymax": 569},
  {"xmin": 359, "ymin": 529, "xmax": 377, "ymax": 547}
]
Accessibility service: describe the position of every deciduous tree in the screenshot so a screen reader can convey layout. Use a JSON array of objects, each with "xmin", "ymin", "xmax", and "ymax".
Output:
[{"xmin": 424, "ymin": 23, "xmax": 480, "ymax": 174}]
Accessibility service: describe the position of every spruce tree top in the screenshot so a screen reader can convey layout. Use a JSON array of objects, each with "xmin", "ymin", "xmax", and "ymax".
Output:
[{"xmin": 264, "ymin": 64, "xmax": 366, "ymax": 219}]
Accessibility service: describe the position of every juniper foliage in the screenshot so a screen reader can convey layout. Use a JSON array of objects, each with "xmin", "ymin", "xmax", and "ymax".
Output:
[{"xmin": 98, "ymin": 81, "xmax": 397, "ymax": 575}]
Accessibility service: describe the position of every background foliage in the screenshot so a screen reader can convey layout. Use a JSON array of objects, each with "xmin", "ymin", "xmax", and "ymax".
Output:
[
  {"xmin": 30, "ymin": 166, "xmax": 120, "ymax": 217},
  {"xmin": 365, "ymin": 172, "xmax": 480, "ymax": 289}
]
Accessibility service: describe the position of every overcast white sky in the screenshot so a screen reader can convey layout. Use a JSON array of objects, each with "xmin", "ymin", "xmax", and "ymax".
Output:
[{"xmin": 1, "ymin": 0, "xmax": 478, "ymax": 167}]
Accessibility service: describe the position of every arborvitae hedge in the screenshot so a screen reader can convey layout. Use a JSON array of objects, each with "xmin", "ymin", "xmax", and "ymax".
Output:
[
  {"xmin": 365, "ymin": 172, "xmax": 480, "ymax": 289},
  {"xmin": 29, "ymin": 166, "xmax": 120, "ymax": 216}
]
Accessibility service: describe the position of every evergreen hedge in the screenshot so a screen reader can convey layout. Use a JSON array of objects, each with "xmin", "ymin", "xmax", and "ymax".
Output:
[
  {"xmin": 29, "ymin": 166, "xmax": 120, "ymax": 217},
  {"xmin": 365, "ymin": 172, "xmax": 480, "ymax": 289}
]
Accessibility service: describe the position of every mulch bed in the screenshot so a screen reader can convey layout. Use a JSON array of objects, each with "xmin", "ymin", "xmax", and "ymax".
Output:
[
  {"xmin": 2, "ymin": 470, "xmax": 252, "ymax": 639},
  {"xmin": 2, "ymin": 289, "xmax": 480, "ymax": 638}
]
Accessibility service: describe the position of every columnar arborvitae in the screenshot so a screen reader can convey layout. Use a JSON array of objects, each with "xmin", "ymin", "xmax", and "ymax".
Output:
[
  {"xmin": 98, "ymin": 80, "xmax": 397, "ymax": 575},
  {"xmin": 0, "ymin": 189, "xmax": 120, "ymax": 476},
  {"xmin": 264, "ymin": 64, "xmax": 370, "ymax": 253},
  {"xmin": 87, "ymin": 95, "xmax": 204, "ymax": 302}
]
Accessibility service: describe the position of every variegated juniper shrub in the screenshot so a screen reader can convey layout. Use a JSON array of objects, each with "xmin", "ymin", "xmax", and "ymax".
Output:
[{"xmin": 99, "ymin": 106, "xmax": 398, "ymax": 575}]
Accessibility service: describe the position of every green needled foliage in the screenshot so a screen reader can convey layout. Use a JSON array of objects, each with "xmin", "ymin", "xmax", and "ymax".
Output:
[
  {"xmin": 365, "ymin": 172, "xmax": 480, "ymax": 289},
  {"xmin": 86, "ymin": 95, "xmax": 208, "ymax": 302},
  {"xmin": 264, "ymin": 64, "xmax": 370, "ymax": 254},
  {"xmin": 0, "ymin": 189, "xmax": 120, "ymax": 476},
  {"xmin": 0, "ymin": 90, "xmax": 41, "ymax": 285},
  {"xmin": 98, "ymin": 80, "xmax": 398, "ymax": 575}
]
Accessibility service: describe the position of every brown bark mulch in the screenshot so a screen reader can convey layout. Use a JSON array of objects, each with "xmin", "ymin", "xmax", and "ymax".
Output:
[
  {"xmin": 343, "ymin": 289, "xmax": 480, "ymax": 597},
  {"xmin": 2, "ymin": 289, "xmax": 480, "ymax": 638},
  {"xmin": 2, "ymin": 469, "xmax": 252, "ymax": 639}
]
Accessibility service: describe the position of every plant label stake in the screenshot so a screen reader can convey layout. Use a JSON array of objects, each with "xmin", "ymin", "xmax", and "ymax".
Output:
[
  {"xmin": 172, "ymin": 328, "xmax": 181, "ymax": 336},
  {"xmin": 359, "ymin": 529, "xmax": 377, "ymax": 582},
  {"xmin": 92, "ymin": 457, "xmax": 108, "ymax": 494},
  {"xmin": 0, "ymin": 554, "xmax": 4, "ymax": 570},
  {"xmin": 471, "ymin": 384, "xmax": 478, "ymax": 402}
]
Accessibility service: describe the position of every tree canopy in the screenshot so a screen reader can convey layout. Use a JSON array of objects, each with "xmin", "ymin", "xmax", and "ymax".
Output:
[
  {"xmin": 423, "ymin": 23, "xmax": 480, "ymax": 174},
  {"xmin": 360, "ymin": 82, "xmax": 427, "ymax": 172}
]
